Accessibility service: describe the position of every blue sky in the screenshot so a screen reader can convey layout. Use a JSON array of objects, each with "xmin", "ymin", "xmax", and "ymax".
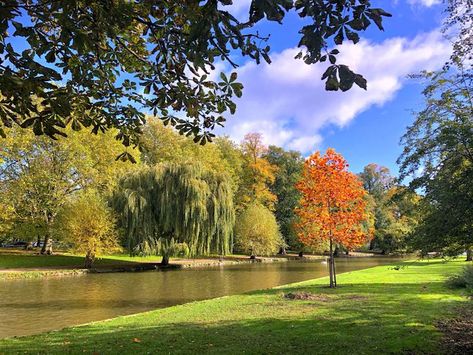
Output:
[{"xmin": 219, "ymin": 0, "xmax": 451, "ymax": 175}]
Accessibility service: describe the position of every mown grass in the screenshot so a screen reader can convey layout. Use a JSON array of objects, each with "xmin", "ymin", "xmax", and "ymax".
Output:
[
  {"xmin": 0, "ymin": 250, "xmax": 162, "ymax": 269},
  {"xmin": 0, "ymin": 259, "xmax": 470, "ymax": 354}
]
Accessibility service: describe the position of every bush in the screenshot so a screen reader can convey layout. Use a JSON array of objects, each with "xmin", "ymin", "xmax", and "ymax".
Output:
[
  {"xmin": 446, "ymin": 265, "xmax": 473, "ymax": 293},
  {"xmin": 235, "ymin": 204, "xmax": 283, "ymax": 257}
]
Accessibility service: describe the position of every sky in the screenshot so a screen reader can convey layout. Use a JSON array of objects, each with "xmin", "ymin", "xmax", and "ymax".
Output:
[{"xmin": 217, "ymin": 0, "xmax": 451, "ymax": 175}]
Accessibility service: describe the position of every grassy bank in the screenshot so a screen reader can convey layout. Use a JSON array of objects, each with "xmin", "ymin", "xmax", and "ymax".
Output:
[{"xmin": 0, "ymin": 259, "xmax": 470, "ymax": 354}]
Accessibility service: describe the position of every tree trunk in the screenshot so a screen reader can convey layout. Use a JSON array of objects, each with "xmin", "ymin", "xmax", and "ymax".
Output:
[
  {"xmin": 84, "ymin": 251, "xmax": 95, "ymax": 269},
  {"xmin": 298, "ymin": 251, "xmax": 304, "ymax": 258},
  {"xmin": 467, "ymin": 248, "xmax": 472, "ymax": 262},
  {"xmin": 329, "ymin": 238, "xmax": 335, "ymax": 288},
  {"xmin": 161, "ymin": 255, "xmax": 169, "ymax": 266},
  {"xmin": 278, "ymin": 247, "xmax": 287, "ymax": 255},
  {"xmin": 41, "ymin": 233, "xmax": 50, "ymax": 255},
  {"xmin": 36, "ymin": 235, "xmax": 41, "ymax": 249}
]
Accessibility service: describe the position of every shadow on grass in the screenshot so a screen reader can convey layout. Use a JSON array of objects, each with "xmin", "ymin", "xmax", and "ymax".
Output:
[{"xmin": 1, "ymin": 281, "xmax": 468, "ymax": 354}]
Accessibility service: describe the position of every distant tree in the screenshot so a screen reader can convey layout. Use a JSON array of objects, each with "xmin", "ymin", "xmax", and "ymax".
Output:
[
  {"xmin": 0, "ymin": 1, "xmax": 391, "ymax": 145},
  {"xmin": 112, "ymin": 163, "xmax": 234, "ymax": 265},
  {"xmin": 372, "ymin": 187, "xmax": 421, "ymax": 255},
  {"xmin": 0, "ymin": 126, "xmax": 137, "ymax": 253},
  {"xmin": 296, "ymin": 149, "xmax": 371, "ymax": 287},
  {"xmin": 264, "ymin": 146, "xmax": 304, "ymax": 253},
  {"xmin": 398, "ymin": 68, "xmax": 473, "ymax": 260},
  {"xmin": 56, "ymin": 191, "xmax": 120, "ymax": 268},
  {"xmin": 235, "ymin": 204, "xmax": 282, "ymax": 258},
  {"xmin": 238, "ymin": 133, "xmax": 277, "ymax": 210},
  {"xmin": 140, "ymin": 118, "xmax": 242, "ymax": 193}
]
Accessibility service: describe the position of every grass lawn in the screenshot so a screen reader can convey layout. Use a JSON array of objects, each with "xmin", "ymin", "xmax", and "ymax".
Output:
[
  {"xmin": 0, "ymin": 249, "xmax": 164, "ymax": 269},
  {"xmin": 0, "ymin": 259, "xmax": 471, "ymax": 354}
]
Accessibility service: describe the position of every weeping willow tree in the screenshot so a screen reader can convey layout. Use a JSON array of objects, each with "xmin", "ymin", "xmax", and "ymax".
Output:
[{"xmin": 112, "ymin": 163, "xmax": 235, "ymax": 264}]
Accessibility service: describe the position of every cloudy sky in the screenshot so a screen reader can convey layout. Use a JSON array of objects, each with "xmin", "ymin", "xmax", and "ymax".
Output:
[{"xmin": 218, "ymin": 0, "xmax": 451, "ymax": 174}]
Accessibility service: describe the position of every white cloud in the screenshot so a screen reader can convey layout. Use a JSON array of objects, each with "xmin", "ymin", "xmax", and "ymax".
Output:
[
  {"xmin": 407, "ymin": 0, "xmax": 442, "ymax": 7},
  {"xmin": 220, "ymin": 31, "xmax": 451, "ymax": 154}
]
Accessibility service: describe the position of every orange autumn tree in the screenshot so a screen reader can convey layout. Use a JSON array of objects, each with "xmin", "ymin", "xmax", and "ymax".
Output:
[{"xmin": 296, "ymin": 148, "xmax": 371, "ymax": 288}]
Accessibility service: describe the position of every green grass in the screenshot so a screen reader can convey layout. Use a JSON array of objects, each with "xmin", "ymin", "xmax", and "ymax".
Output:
[
  {"xmin": 0, "ymin": 259, "xmax": 470, "ymax": 354},
  {"xmin": 0, "ymin": 250, "xmax": 162, "ymax": 269}
]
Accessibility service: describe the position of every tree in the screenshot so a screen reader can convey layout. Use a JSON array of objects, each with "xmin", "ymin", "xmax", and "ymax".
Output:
[
  {"xmin": 238, "ymin": 133, "xmax": 277, "ymax": 210},
  {"xmin": 235, "ymin": 204, "xmax": 282, "ymax": 258},
  {"xmin": 398, "ymin": 67, "xmax": 473, "ymax": 259},
  {"xmin": 296, "ymin": 148, "xmax": 370, "ymax": 287},
  {"xmin": 0, "ymin": 1, "xmax": 391, "ymax": 146},
  {"xmin": 264, "ymin": 146, "xmax": 304, "ymax": 253},
  {"xmin": 0, "ymin": 125, "xmax": 137, "ymax": 253},
  {"xmin": 443, "ymin": 0, "xmax": 472, "ymax": 66},
  {"xmin": 112, "ymin": 163, "xmax": 234, "ymax": 265},
  {"xmin": 358, "ymin": 163, "xmax": 396, "ymax": 252},
  {"xmin": 56, "ymin": 191, "xmax": 120, "ymax": 268}
]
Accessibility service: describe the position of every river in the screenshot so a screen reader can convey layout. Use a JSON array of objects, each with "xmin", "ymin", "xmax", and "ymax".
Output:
[{"xmin": 0, "ymin": 257, "xmax": 401, "ymax": 339}]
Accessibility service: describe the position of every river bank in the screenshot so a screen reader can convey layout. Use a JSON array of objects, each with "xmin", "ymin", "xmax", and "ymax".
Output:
[
  {"xmin": 0, "ymin": 249, "xmax": 376, "ymax": 280},
  {"xmin": 0, "ymin": 259, "xmax": 470, "ymax": 354}
]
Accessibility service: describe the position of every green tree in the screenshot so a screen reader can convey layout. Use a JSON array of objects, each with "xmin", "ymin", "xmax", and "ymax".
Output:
[
  {"xmin": 112, "ymin": 163, "xmax": 235, "ymax": 265},
  {"xmin": 235, "ymin": 204, "xmax": 282, "ymax": 258},
  {"xmin": 0, "ymin": 1, "xmax": 391, "ymax": 145},
  {"xmin": 140, "ymin": 118, "xmax": 242, "ymax": 194},
  {"xmin": 264, "ymin": 146, "xmax": 304, "ymax": 253},
  {"xmin": 56, "ymin": 191, "xmax": 120, "ymax": 268},
  {"xmin": 398, "ymin": 67, "xmax": 473, "ymax": 259},
  {"xmin": 238, "ymin": 133, "xmax": 277, "ymax": 210},
  {"xmin": 358, "ymin": 164, "xmax": 396, "ymax": 252},
  {"xmin": 0, "ymin": 126, "xmax": 137, "ymax": 253}
]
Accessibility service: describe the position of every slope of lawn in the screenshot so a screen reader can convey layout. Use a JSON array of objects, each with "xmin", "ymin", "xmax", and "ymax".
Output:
[{"xmin": 0, "ymin": 259, "xmax": 470, "ymax": 354}]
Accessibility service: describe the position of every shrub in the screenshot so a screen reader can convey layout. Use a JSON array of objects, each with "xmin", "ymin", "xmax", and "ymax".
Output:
[{"xmin": 446, "ymin": 265, "xmax": 473, "ymax": 293}]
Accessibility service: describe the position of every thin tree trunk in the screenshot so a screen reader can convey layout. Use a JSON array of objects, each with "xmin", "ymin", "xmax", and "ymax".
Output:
[
  {"xmin": 333, "ymin": 255, "xmax": 337, "ymax": 287},
  {"xmin": 278, "ymin": 247, "xmax": 287, "ymax": 255},
  {"xmin": 329, "ymin": 238, "xmax": 334, "ymax": 288},
  {"xmin": 84, "ymin": 251, "xmax": 95, "ymax": 269},
  {"xmin": 467, "ymin": 248, "xmax": 472, "ymax": 262},
  {"xmin": 40, "ymin": 234, "xmax": 50, "ymax": 255}
]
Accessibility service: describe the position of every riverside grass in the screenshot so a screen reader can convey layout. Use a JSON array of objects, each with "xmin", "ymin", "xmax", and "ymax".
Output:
[{"xmin": 0, "ymin": 259, "xmax": 471, "ymax": 354}]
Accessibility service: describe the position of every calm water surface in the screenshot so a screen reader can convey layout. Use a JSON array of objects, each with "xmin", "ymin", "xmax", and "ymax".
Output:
[{"xmin": 0, "ymin": 257, "xmax": 401, "ymax": 338}]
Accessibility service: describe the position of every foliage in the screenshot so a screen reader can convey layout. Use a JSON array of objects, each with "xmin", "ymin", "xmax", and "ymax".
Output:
[
  {"xmin": 135, "ymin": 238, "xmax": 190, "ymax": 264},
  {"xmin": 443, "ymin": 0, "xmax": 473, "ymax": 66},
  {"xmin": 446, "ymin": 265, "xmax": 473, "ymax": 294},
  {"xmin": 234, "ymin": 204, "xmax": 282, "ymax": 257},
  {"xmin": 296, "ymin": 148, "xmax": 370, "ymax": 287},
  {"xmin": 237, "ymin": 133, "xmax": 277, "ymax": 210},
  {"xmin": 139, "ymin": 118, "xmax": 242, "ymax": 193},
  {"xmin": 0, "ymin": 1, "xmax": 391, "ymax": 145},
  {"xmin": 0, "ymin": 125, "xmax": 137, "ymax": 249},
  {"xmin": 55, "ymin": 191, "xmax": 121, "ymax": 268},
  {"xmin": 264, "ymin": 146, "xmax": 304, "ymax": 251},
  {"xmin": 358, "ymin": 164, "xmax": 419, "ymax": 254},
  {"xmin": 112, "ymin": 163, "xmax": 235, "ymax": 259},
  {"xmin": 398, "ymin": 68, "xmax": 473, "ymax": 255}
]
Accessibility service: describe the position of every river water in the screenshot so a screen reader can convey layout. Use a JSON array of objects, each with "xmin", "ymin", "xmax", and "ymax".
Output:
[{"xmin": 0, "ymin": 257, "xmax": 400, "ymax": 339}]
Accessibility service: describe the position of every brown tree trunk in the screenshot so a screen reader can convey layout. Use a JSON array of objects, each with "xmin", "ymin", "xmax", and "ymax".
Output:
[
  {"xmin": 84, "ymin": 251, "xmax": 95, "ymax": 269},
  {"xmin": 161, "ymin": 255, "xmax": 169, "ymax": 266},
  {"xmin": 278, "ymin": 247, "xmax": 287, "ymax": 255},
  {"xmin": 467, "ymin": 248, "xmax": 472, "ymax": 262},
  {"xmin": 329, "ymin": 238, "xmax": 335, "ymax": 288},
  {"xmin": 41, "ymin": 233, "xmax": 51, "ymax": 255}
]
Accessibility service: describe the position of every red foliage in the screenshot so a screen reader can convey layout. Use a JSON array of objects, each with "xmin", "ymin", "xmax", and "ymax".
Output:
[{"xmin": 296, "ymin": 148, "xmax": 372, "ymax": 250}]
